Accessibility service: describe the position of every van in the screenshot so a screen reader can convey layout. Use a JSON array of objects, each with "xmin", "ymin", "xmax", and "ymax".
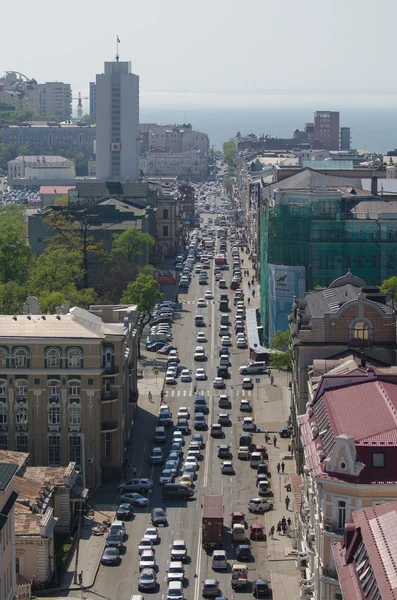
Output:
[
  {"xmin": 220, "ymin": 314, "xmax": 229, "ymax": 325},
  {"xmin": 154, "ymin": 426, "xmax": 166, "ymax": 443},
  {"xmin": 110, "ymin": 520, "xmax": 126, "ymax": 539},
  {"xmin": 162, "ymin": 483, "xmax": 194, "ymax": 499},
  {"xmin": 232, "ymin": 523, "xmax": 246, "ymax": 542},
  {"xmin": 250, "ymin": 452, "xmax": 262, "ymax": 468},
  {"xmin": 195, "ymin": 315, "xmax": 204, "ymax": 326},
  {"xmin": 239, "ymin": 433, "xmax": 252, "ymax": 447}
]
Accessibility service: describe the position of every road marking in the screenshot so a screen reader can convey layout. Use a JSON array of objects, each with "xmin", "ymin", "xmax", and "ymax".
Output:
[
  {"xmin": 183, "ymin": 390, "xmax": 187, "ymax": 397},
  {"xmin": 171, "ymin": 390, "xmax": 175, "ymax": 397},
  {"xmin": 177, "ymin": 390, "xmax": 181, "ymax": 397},
  {"xmin": 193, "ymin": 526, "xmax": 203, "ymax": 600}
]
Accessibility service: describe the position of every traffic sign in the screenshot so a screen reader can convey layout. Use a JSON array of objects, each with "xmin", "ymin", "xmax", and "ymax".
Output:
[
  {"xmin": 255, "ymin": 378, "xmax": 260, "ymax": 384},
  {"xmin": 254, "ymin": 343, "xmax": 258, "ymax": 347},
  {"xmin": 153, "ymin": 368, "xmax": 160, "ymax": 376}
]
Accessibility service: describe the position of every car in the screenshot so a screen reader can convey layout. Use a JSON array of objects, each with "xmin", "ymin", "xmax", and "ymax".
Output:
[
  {"xmin": 202, "ymin": 579, "xmax": 220, "ymax": 597},
  {"xmin": 238, "ymin": 446, "xmax": 250, "ymax": 460},
  {"xmin": 167, "ymin": 561, "xmax": 185, "ymax": 582},
  {"xmin": 178, "ymin": 369, "xmax": 190, "ymax": 382},
  {"xmin": 184, "ymin": 456, "xmax": 198, "ymax": 471},
  {"xmin": 172, "ymin": 431, "xmax": 185, "ymax": 446},
  {"xmin": 242, "ymin": 377, "xmax": 254, "ymax": 390},
  {"xmin": 160, "ymin": 467, "xmax": 174, "ymax": 486},
  {"xmin": 197, "ymin": 298, "xmax": 207, "ymax": 307},
  {"xmin": 144, "ymin": 526, "xmax": 160, "ymax": 544},
  {"xmin": 239, "ymin": 362, "xmax": 268, "ymax": 375},
  {"xmin": 236, "ymin": 338, "xmax": 247, "ymax": 349},
  {"xmin": 138, "ymin": 568, "xmax": 158, "ymax": 591},
  {"xmin": 171, "ymin": 540, "xmax": 188, "ymax": 562},
  {"xmin": 221, "ymin": 461, "xmax": 234, "ymax": 474},
  {"xmin": 167, "ymin": 580, "xmax": 184, "ymax": 600},
  {"xmin": 205, "ymin": 290, "xmax": 214, "ymax": 299},
  {"xmin": 199, "ymin": 277, "xmax": 208, "ymax": 285},
  {"xmin": 249, "ymin": 524, "xmax": 266, "ymax": 541},
  {"xmin": 179, "ymin": 473, "xmax": 194, "ymax": 488},
  {"xmin": 219, "ymin": 326, "xmax": 229, "ymax": 337},
  {"xmin": 119, "ymin": 492, "xmax": 149, "ymax": 506},
  {"xmin": 158, "ymin": 345, "xmax": 177, "ymax": 355},
  {"xmin": 218, "ymin": 413, "xmax": 230, "ymax": 426},
  {"xmin": 183, "ymin": 464, "xmax": 197, "ymax": 479},
  {"xmin": 195, "ymin": 368, "xmax": 207, "ymax": 380},
  {"xmin": 192, "ymin": 433, "xmax": 204, "ymax": 448},
  {"xmin": 242, "ymin": 417, "xmax": 256, "ymax": 431},
  {"xmin": 196, "ymin": 332, "xmax": 207, "ymax": 343},
  {"xmin": 101, "ymin": 547, "xmax": 120, "ymax": 565},
  {"xmin": 195, "ymin": 395, "xmax": 208, "ymax": 413},
  {"xmin": 217, "ymin": 365, "xmax": 230, "ymax": 379},
  {"xmin": 170, "ymin": 443, "xmax": 183, "ymax": 458},
  {"xmin": 252, "ymin": 580, "xmax": 271, "ymax": 598},
  {"xmin": 219, "ymin": 279, "xmax": 227, "ymax": 288},
  {"xmin": 146, "ymin": 340, "xmax": 167, "ymax": 352},
  {"xmin": 165, "ymin": 459, "xmax": 179, "ymax": 476},
  {"xmin": 194, "ymin": 347, "xmax": 206, "ymax": 361},
  {"xmin": 138, "ymin": 536, "xmax": 154, "ymax": 554},
  {"xmin": 168, "ymin": 450, "xmax": 181, "ymax": 465},
  {"xmin": 176, "ymin": 418, "xmax": 189, "ymax": 434},
  {"xmin": 194, "ymin": 412, "xmax": 207, "ymax": 430},
  {"xmin": 177, "ymin": 407, "xmax": 190, "ymax": 419},
  {"xmin": 149, "ymin": 447, "xmax": 164, "ymax": 464},
  {"xmin": 211, "ymin": 424, "xmax": 224, "ymax": 438},
  {"xmin": 105, "ymin": 533, "xmax": 123, "ymax": 549},
  {"xmin": 166, "ymin": 374, "xmax": 177, "ymax": 385},
  {"xmin": 240, "ymin": 399, "xmax": 252, "ymax": 412},
  {"xmin": 213, "ymin": 377, "xmax": 225, "ymax": 389},
  {"xmin": 231, "ymin": 511, "xmax": 246, "ymax": 526},
  {"xmin": 116, "ymin": 503, "xmax": 134, "ymax": 520},
  {"xmin": 139, "ymin": 550, "xmax": 157, "ymax": 570},
  {"xmin": 151, "ymin": 507, "xmax": 167, "ymax": 526},
  {"xmin": 212, "ymin": 549, "xmax": 228, "ymax": 570},
  {"xmin": 221, "ymin": 336, "xmax": 232, "ymax": 346},
  {"xmin": 217, "ymin": 444, "xmax": 230, "ymax": 458},
  {"xmin": 215, "ymin": 272, "xmax": 222, "ymax": 281},
  {"xmin": 218, "ymin": 394, "xmax": 230, "ymax": 408},
  {"xmin": 236, "ymin": 545, "xmax": 252, "ymax": 561}
]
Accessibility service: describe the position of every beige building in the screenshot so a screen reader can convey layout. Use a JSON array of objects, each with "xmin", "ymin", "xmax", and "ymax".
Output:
[
  {"xmin": 0, "ymin": 301, "xmax": 138, "ymax": 488},
  {"xmin": 140, "ymin": 124, "xmax": 209, "ymax": 154},
  {"xmin": 297, "ymin": 370, "xmax": 397, "ymax": 600},
  {"xmin": 8, "ymin": 155, "xmax": 76, "ymax": 186},
  {"xmin": 140, "ymin": 150, "xmax": 208, "ymax": 180}
]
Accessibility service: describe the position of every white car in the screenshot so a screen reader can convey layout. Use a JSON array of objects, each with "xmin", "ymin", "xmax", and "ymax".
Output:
[
  {"xmin": 215, "ymin": 273, "xmax": 222, "ymax": 281},
  {"xmin": 212, "ymin": 549, "xmax": 228, "ymax": 570},
  {"xmin": 138, "ymin": 536, "xmax": 154, "ymax": 555},
  {"xmin": 240, "ymin": 399, "xmax": 252, "ymax": 412},
  {"xmin": 144, "ymin": 527, "xmax": 160, "ymax": 544},
  {"xmin": 205, "ymin": 290, "xmax": 213, "ymax": 299},
  {"xmin": 247, "ymin": 497, "xmax": 274, "ymax": 513},
  {"xmin": 221, "ymin": 336, "xmax": 232, "ymax": 346},
  {"xmin": 167, "ymin": 580, "xmax": 184, "ymax": 600},
  {"xmin": 177, "ymin": 407, "xmax": 190, "ymax": 419},
  {"xmin": 238, "ymin": 446, "xmax": 250, "ymax": 460},
  {"xmin": 242, "ymin": 377, "xmax": 254, "ymax": 390},
  {"xmin": 242, "ymin": 417, "xmax": 256, "ymax": 431},
  {"xmin": 236, "ymin": 337, "xmax": 247, "ymax": 349},
  {"xmin": 170, "ymin": 540, "xmax": 188, "ymax": 562},
  {"xmin": 167, "ymin": 367, "xmax": 177, "ymax": 377},
  {"xmin": 195, "ymin": 368, "xmax": 207, "ymax": 380},
  {"xmin": 196, "ymin": 332, "xmax": 207, "ymax": 343},
  {"xmin": 180, "ymin": 369, "xmax": 191, "ymax": 382},
  {"xmin": 213, "ymin": 377, "xmax": 225, "ymax": 389},
  {"xmin": 139, "ymin": 550, "xmax": 156, "ymax": 571},
  {"xmin": 197, "ymin": 298, "xmax": 207, "ymax": 307},
  {"xmin": 184, "ymin": 457, "xmax": 198, "ymax": 472},
  {"xmin": 167, "ymin": 561, "xmax": 185, "ymax": 582},
  {"xmin": 194, "ymin": 347, "xmax": 206, "ymax": 361},
  {"xmin": 221, "ymin": 461, "xmax": 234, "ymax": 474}
]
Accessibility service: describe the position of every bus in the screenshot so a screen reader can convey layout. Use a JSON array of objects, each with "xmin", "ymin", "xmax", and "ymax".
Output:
[{"xmin": 215, "ymin": 254, "xmax": 227, "ymax": 266}]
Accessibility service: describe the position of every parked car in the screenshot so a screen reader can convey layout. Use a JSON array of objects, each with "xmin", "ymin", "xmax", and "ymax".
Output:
[
  {"xmin": 151, "ymin": 507, "xmax": 167, "ymax": 525},
  {"xmin": 101, "ymin": 547, "xmax": 120, "ymax": 566},
  {"xmin": 116, "ymin": 503, "xmax": 134, "ymax": 520},
  {"xmin": 248, "ymin": 498, "xmax": 274, "ymax": 513}
]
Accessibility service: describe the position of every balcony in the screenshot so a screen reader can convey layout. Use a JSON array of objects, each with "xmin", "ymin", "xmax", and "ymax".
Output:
[
  {"xmin": 101, "ymin": 390, "xmax": 118, "ymax": 403},
  {"xmin": 101, "ymin": 364, "xmax": 119, "ymax": 376},
  {"xmin": 101, "ymin": 420, "xmax": 118, "ymax": 433},
  {"xmin": 321, "ymin": 566, "xmax": 338, "ymax": 581},
  {"xmin": 323, "ymin": 519, "xmax": 344, "ymax": 536}
]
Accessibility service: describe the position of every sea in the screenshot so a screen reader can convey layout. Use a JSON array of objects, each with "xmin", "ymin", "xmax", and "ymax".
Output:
[{"xmin": 139, "ymin": 94, "xmax": 397, "ymax": 153}]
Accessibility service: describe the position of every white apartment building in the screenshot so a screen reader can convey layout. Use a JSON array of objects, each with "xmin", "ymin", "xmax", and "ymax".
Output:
[
  {"xmin": 95, "ymin": 59, "xmax": 139, "ymax": 182},
  {"xmin": 143, "ymin": 125, "xmax": 209, "ymax": 154},
  {"xmin": 140, "ymin": 151, "xmax": 207, "ymax": 180},
  {"xmin": 38, "ymin": 82, "xmax": 72, "ymax": 120},
  {"xmin": 8, "ymin": 156, "xmax": 75, "ymax": 184}
]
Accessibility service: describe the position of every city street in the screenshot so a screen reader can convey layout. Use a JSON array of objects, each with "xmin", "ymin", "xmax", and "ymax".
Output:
[{"xmin": 66, "ymin": 214, "xmax": 298, "ymax": 600}]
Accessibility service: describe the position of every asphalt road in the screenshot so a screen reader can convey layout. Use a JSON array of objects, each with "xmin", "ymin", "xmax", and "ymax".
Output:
[{"xmin": 90, "ymin": 218, "xmax": 274, "ymax": 600}]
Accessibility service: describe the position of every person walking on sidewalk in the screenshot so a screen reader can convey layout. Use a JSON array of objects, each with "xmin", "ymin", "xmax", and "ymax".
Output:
[
  {"xmin": 273, "ymin": 435, "xmax": 277, "ymax": 448},
  {"xmin": 285, "ymin": 495, "xmax": 291, "ymax": 511},
  {"xmin": 276, "ymin": 521, "xmax": 282, "ymax": 535},
  {"xmin": 248, "ymin": 281, "xmax": 251, "ymax": 290},
  {"xmin": 78, "ymin": 571, "xmax": 83, "ymax": 586},
  {"xmin": 270, "ymin": 525, "xmax": 275, "ymax": 539},
  {"xmin": 287, "ymin": 517, "xmax": 292, "ymax": 528},
  {"xmin": 270, "ymin": 374, "xmax": 274, "ymax": 386},
  {"xmin": 281, "ymin": 461, "xmax": 285, "ymax": 474},
  {"xmin": 276, "ymin": 462, "xmax": 281, "ymax": 474}
]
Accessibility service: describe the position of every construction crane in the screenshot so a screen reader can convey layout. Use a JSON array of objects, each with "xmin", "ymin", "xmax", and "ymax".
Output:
[{"xmin": 72, "ymin": 92, "xmax": 89, "ymax": 119}]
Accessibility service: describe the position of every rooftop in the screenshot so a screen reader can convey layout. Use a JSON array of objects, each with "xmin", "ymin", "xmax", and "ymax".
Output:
[
  {"xmin": 12, "ymin": 155, "xmax": 71, "ymax": 164},
  {"xmin": 39, "ymin": 186, "xmax": 74, "ymax": 195},
  {"xmin": 263, "ymin": 168, "xmax": 363, "ymax": 196},
  {"xmin": 0, "ymin": 463, "xmax": 18, "ymax": 491},
  {"xmin": 0, "ymin": 450, "xmax": 29, "ymax": 471},
  {"xmin": 15, "ymin": 504, "xmax": 42, "ymax": 536}
]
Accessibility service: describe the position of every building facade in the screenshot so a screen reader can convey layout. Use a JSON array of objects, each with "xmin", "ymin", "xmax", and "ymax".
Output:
[
  {"xmin": 154, "ymin": 186, "xmax": 181, "ymax": 257},
  {"xmin": 140, "ymin": 124, "xmax": 209, "ymax": 154},
  {"xmin": 140, "ymin": 150, "xmax": 208, "ymax": 180},
  {"xmin": 0, "ymin": 123, "xmax": 95, "ymax": 157},
  {"xmin": 8, "ymin": 155, "xmax": 75, "ymax": 185},
  {"xmin": 37, "ymin": 83, "xmax": 72, "ymax": 120},
  {"xmin": 89, "ymin": 82, "xmax": 96, "ymax": 119},
  {"xmin": 314, "ymin": 111, "xmax": 340, "ymax": 150},
  {"xmin": 0, "ymin": 303, "xmax": 138, "ymax": 488},
  {"xmin": 339, "ymin": 127, "xmax": 351, "ymax": 151},
  {"xmin": 0, "ymin": 463, "xmax": 18, "ymax": 600},
  {"xmin": 95, "ymin": 60, "xmax": 139, "ymax": 182}
]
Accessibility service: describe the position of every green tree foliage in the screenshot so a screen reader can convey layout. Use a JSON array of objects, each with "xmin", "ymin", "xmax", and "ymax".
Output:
[
  {"xmin": 0, "ymin": 282, "xmax": 27, "ymax": 314},
  {"xmin": 28, "ymin": 248, "xmax": 82, "ymax": 295},
  {"xmin": 0, "ymin": 205, "xmax": 31, "ymax": 284},
  {"xmin": 121, "ymin": 274, "xmax": 163, "ymax": 356},
  {"xmin": 112, "ymin": 228, "xmax": 155, "ymax": 264},
  {"xmin": 79, "ymin": 115, "xmax": 95, "ymax": 125},
  {"xmin": 223, "ymin": 177, "xmax": 234, "ymax": 195},
  {"xmin": 53, "ymin": 194, "xmax": 69, "ymax": 207},
  {"xmin": 269, "ymin": 330, "xmax": 292, "ymax": 370},
  {"xmin": 0, "ymin": 143, "xmax": 29, "ymax": 173},
  {"xmin": 381, "ymin": 276, "xmax": 397, "ymax": 299},
  {"xmin": 223, "ymin": 139, "xmax": 236, "ymax": 167}
]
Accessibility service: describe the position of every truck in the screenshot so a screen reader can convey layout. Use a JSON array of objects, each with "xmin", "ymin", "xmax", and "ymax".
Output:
[
  {"xmin": 202, "ymin": 495, "xmax": 223, "ymax": 551},
  {"xmin": 219, "ymin": 294, "xmax": 229, "ymax": 312}
]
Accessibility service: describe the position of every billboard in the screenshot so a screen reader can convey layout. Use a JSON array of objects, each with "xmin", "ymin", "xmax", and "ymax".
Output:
[
  {"xmin": 152, "ymin": 270, "xmax": 176, "ymax": 285},
  {"xmin": 268, "ymin": 264, "xmax": 306, "ymax": 341}
]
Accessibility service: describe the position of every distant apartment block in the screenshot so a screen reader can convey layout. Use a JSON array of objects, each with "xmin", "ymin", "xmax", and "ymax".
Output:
[
  {"xmin": 140, "ymin": 124, "xmax": 209, "ymax": 154},
  {"xmin": 314, "ymin": 111, "xmax": 340, "ymax": 150},
  {"xmin": 38, "ymin": 82, "xmax": 72, "ymax": 120},
  {"xmin": 340, "ymin": 126, "xmax": 351, "ymax": 150},
  {"xmin": 89, "ymin": 81, "xmax": 96, "ymax": 119},
  {"xmin": 140, "ymin": 150, "xmax": 208, "ymax": 180}
]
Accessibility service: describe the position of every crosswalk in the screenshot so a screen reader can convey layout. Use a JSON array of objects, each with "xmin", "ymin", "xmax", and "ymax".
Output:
[{"xmin": 164, "ymin": 388, "xmax": 253, "ymax": 398}]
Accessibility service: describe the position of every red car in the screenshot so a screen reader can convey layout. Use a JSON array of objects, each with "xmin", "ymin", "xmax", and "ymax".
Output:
[{"xmin": 250, "ymin": 524, "xmax": 266, "ymax": 541}]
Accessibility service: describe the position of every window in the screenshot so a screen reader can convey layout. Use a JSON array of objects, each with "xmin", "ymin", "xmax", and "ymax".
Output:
[
  {"xmin": 48, "ymin": 405, "xmax": 60, "ymax": 425},
  {"xmin": 0, "ymin": 349, "xmax": 7, "ymax": 368},
  {"xmin": 372, "ymin": 452, "xmax": 385, "ymax": 468},
  {"xmin": 47, "ymin": 348, "xmax": 60, "ymax": 368},
  {"xmin": 67, "ymin": 349, "xmax": 82, "ymax": 367},
  {"xmin": 48, "ymin": 435, "xmax": 60, "ymax": 466},
  {"xmin": 163, "ymin": 225, "xmax": 169, "ymax": 237},
  {"xmin": 0, "ymin": 434, "xmax": 7, "ymax": 450},
  {"xmin": 16, "ymin": 408, "xmax": 28, "ymax": 425},
  {"xmin": 103, "ymin": 348, "xmax": 113, "ymax": 369},
  {"xmin": 69, "ymin": 435, "xmax": 81, "ymax": 464},
  {"xmin": 105, "ymin": 432, "xmax": 111, "ymax": 461},
  {"xmin": 15, "ymin": 557, "xmax": 20, "ymax": 575},
  {"xmin": 0, "ymin": 404, "xmax": 8, "ymax": 425},
  {"xmin": 69, "ymin": 381, "xmax": 81, "ymax": 398},
  {"xmin": 16, "ymin": 434, "xmax": 28, "ymax": 453},
  {"xmin": 69, "ymin": 406, "xmax": 81, "ymax": 426},
  {"xmin": 338, "ymin": 500, "xmax": 346, "ymax": 530},
  {"xmin": 13, "ymin": 348, "xmax": 28, "ymax": 367},
  {"xmin": 162, "ymin": 208, "xmax": 169, "ymax": 219},
  {"xmin": 353, "ymin": 321, "xmax": 369, "ymax": 340}
]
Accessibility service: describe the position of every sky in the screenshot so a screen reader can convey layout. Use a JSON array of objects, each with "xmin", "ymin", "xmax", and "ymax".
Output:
[{"xmin": 2, "ymin": 0, "xmax": 397, "ymax": 110}]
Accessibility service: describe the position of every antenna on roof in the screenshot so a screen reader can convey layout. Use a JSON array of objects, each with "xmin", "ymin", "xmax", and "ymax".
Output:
[{"xmin": 115, "ymin": 35, "xmax": 120, "ymax": 62}]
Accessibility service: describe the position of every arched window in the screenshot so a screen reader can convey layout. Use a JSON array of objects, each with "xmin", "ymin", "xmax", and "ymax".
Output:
[
  {"xmin": 353, "ymin": 321, "xmax": 369, "ymax": 340},
  {"xmin": 163, "ymin": 208, "xmax": 169, "ymax": 219},
  {"xmin": 67, "ymin": 349, "xmax": 82, "ymax": 368},
  {"xmin": 0, "ymin": 349, "xmax": 7, "ymax": 369},
  {"xmin": 68, "ymin": 380, "xmax": 81, "ymax": 398},
  {"xmin": 47, "ymin": 348, "xmax": 61, "ymax": 368},
  {"xmin": 103, "ymin": 348, "xmax": 114, "ymax": 370},
  {"xmin": 13, "ymin": 348, "xmax": 28, "ymax": 368}
]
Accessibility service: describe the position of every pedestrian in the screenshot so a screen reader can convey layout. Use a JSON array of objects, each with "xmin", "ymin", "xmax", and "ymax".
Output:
[
  {"xmin": 270, "ymin": 374, "xmax": 274, "ymax": 386},
  {"xmin": 287, "ymin": 517, "xmax": 292, "ymax": 528},
  {"xmin": 251, "ymin": 277, "xmax": 254, "ymax": 286},
  {"xmin": 285, "ymin": 495, "xmax": 291, "ymax": 511},
  {"xmin": 281, "ymin": 461, "xmax": 285, "ymax": 474},
  {"xmin": 276, "ymin": 521, "xmax": 282, "ymax": 535},
  {"xmin": 273, "ymin": 435, "xmax": 277, "ymax": 448},
  {"xmin": 270, "ymin": 525, "xmax": 275, "ymax": 539},
  {"xmin": 248, "ymin": 281, "xmax": 251, "ymax": 289},
  {"xmin": 78, "ymin": 571, "xmax": 83, "ymax": 586},
  {"xmin": 247, "ymin": 297, "xmax": 250, "ymax": 305},
  {"xmin": 242, "ymin": 258, "xmax": 244, "ymax": 265},
  {"xmin": 276, "ymin": 462, "xmax": 281, "ymax": 474},
  {"xmin": 252, "ymin": 289, "xmax": 255, "ymax": 297},
  {"xmin": 282, "ymin": 522, "xmax": 287, "ymax": 535},
  {"xmin": 281, "ymin": 516, "xmax": 286, "ymax": 527},
  {"xmin": 148, "ymin": 391, "xmax": 153, "ymax": 401},
  {"xmin": 132, "ymin": 466, "xmax": 137, "ymax": 476}
]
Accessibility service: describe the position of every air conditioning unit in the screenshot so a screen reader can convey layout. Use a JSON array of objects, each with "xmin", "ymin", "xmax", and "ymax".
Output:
[
  {"xmin": 111, "ymin": 143, "xmax": 120, "ymax": 151},
  {"xmin": 87, "ymin": 458, "xmax": 94, "ymax": 464}
]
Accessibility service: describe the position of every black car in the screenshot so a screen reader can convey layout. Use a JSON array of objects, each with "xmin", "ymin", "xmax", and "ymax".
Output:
[
  {"xmin": 151, "ymin": 507, "xmax": 168, "ymax": 526},
  {"xmin": 175, "ymin": 418, "xmax": 190, "ymax": 434},
  {"xmin": 101, "ymin": 547, "xmax": 121, "ymax": 566},
  {"xmin": 217, "ymin": 444, "xmax": 231, "ymax": 458},
  {"xmin": 157, "ymin": 345, "xmax": 177, "ymax": 355},
  {"xmin": 236, "ymin": 545, "xmax": 252, "ymax": 561},
  {"xmin": 252, "ymin": 579, "xmax": 271, "ymax": 598},
  {"xmin": 158, "ymin": 413, "xmax": 173, "ymax": 427},
  {"xmin": 219, "ymin": 346, "xmax": 230, "ymax": 357},
  {"xmin": 217, "ymin": 365, "xmax": 230, "ymax": 379},
  {"xmin": 116, "ymin": 503, "xmax": 134, "ymax": 520}
]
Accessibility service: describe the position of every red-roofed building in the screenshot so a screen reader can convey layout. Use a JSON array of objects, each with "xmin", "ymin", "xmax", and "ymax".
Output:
[
  {"xmin": 39, "ymin": 186, "xmax": 74, "ymax": 207},
  {"xmin": 333, "ymin": 501, "xmax": 397, "ymax": 600},
  {"xmin": 297, "ymin": 370, "xmax": 397, "ymax": 600}
]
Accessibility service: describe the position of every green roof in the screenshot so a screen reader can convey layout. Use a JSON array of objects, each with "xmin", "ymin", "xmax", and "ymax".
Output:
[{"xmin": 0, "ymin": 463, "xmax": 17, "ymax": 491}]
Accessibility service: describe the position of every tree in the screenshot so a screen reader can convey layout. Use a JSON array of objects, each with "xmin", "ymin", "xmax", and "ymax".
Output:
[
  {"xmin": 269, "ymin": 330, "xmax": 292, "ymax": 370},
  {"xmin": 0, "ymin": 282, "xmax": 26, "ymax": 314},
  {"xmin": 53, "ymin": 194, "xmax": 69, "ymax": 207},
  {"xmin": 112, "ymin": 228, "xmax": 155, "ymax": 265},
  {"xmin": 120, "ymin": 274, "xmax": 163, "ymax": 357},
  {"xmin": 28, "ymin": 247, "xmax": 82, "ymax": 295},
  {"xmin": 80, "ymin": 114, "xmax": 95, "ymax": 125},
  {"xmin": 223, "ymin": 139, "xmax": 236, "ymax": 168},
  {"xmin": 381, "ymin": 276, "xmax": 397, "ymax": 300},
  {"xmin": 223, "ymin": 177, "xmax": 234, "ymax": 195},
  {"xmin": 0, "ymin": 206, "xmax": 31, "ymax": 284}
]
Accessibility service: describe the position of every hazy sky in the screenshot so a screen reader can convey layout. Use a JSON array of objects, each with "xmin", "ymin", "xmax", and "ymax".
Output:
[{"xmin": 2, "ymin": 0, "xmax": 397, "ymax": 109}]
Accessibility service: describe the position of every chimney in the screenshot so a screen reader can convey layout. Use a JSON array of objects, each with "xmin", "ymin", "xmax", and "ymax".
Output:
[{"xmin": 371, "ymin": 175, "xmax": 378, "ymax": 196}]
